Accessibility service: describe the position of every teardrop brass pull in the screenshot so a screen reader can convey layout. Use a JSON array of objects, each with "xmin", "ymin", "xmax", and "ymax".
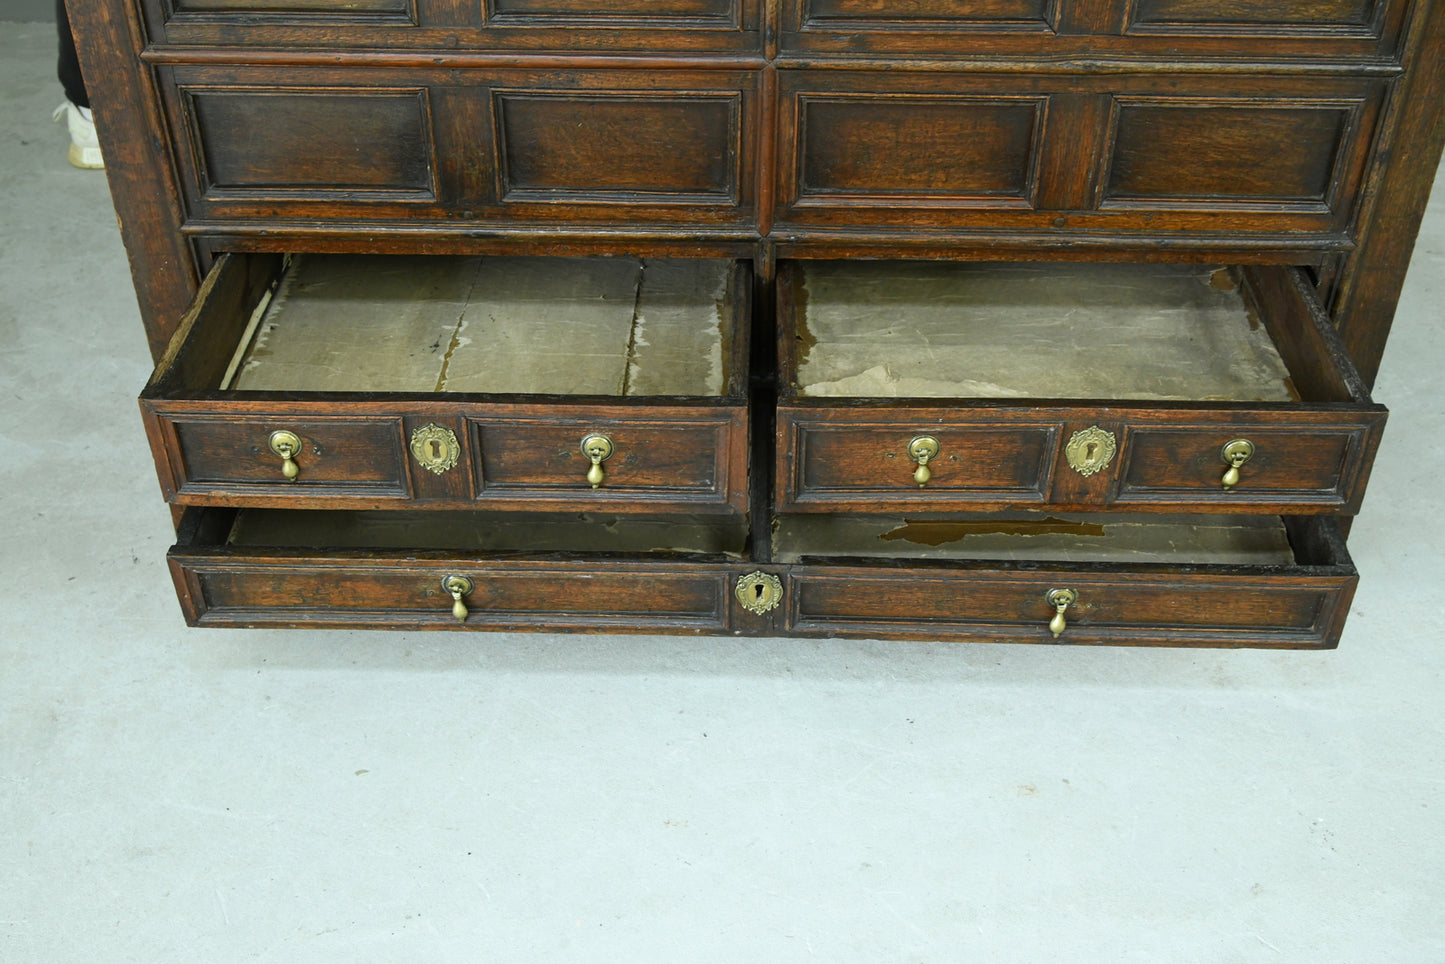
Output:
[
  {"xmin": 908, "ymin": 436, "xmax": 941, "ymax": 487},
  {"xmin": 1046, "ymin": 588, "xmax": 1077, "ymax": 638},
  {"xmin": 1220, "ymin": 439, "xmax": 1255, "ymax": 490},
  {"xmin": 268, "ymin": 430, "xmax": 301, "ymax": 481},
  {"xmin": 442, "ymin": 575, "xmax": 474, "ymax": 623},
  {"xmin": 581, "ymin": 434, "xmax": 614, "ymax": 488}
]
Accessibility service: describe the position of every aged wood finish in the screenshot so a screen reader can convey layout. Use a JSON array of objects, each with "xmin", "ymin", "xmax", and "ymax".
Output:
[{"xmin": 73, "ymin": 0, "xmax": 1445, "ymax": 645}]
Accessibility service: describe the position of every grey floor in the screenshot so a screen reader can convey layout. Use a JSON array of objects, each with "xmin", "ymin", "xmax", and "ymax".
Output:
[{"xmin": 3, "ymin": 19, "xmax": 1444, "ymax": 963}]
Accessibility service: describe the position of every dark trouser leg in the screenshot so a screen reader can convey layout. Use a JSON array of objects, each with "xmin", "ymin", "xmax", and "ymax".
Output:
[{"xmin": 57, "ymin": 0, "xmax": 89, "ymax": 109}]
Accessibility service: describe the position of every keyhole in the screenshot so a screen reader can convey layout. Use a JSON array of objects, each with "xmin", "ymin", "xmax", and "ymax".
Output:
[
  {"xmin": 429, "ymin": 439, "xmax": 442, "ymax": 460},
  {"xmin": 753, "ymin": 582, "xmax": 766, "ymax": 600},
  {"xmin": 1085, "ymin": 441, "xmax": 1098, "ymax": 462}
]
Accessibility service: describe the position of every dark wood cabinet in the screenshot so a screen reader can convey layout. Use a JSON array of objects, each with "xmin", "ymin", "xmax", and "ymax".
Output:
[{"xmin": 72, "ymin": 0, "xmax": 1445, "ymax": 646}]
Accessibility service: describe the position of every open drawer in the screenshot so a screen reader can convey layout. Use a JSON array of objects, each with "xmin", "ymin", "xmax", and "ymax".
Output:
[
  {"xmin": 776, "ymin": 261, "xmax": 1386, "ymax": 514},
  {"xmin": 142, "ymin": 254, "xmax": 752, "ymax": 514},
  {"xmin": 167, "ymin": 507, "xmax": 753, "ymax": 633},
  {"xmin": 168, "ymin": 508, "xmax": 1355, "ymax": 648},
  {"xmin": 773, "ymin": 514, "xmax": 1357, "ymax": 649}
]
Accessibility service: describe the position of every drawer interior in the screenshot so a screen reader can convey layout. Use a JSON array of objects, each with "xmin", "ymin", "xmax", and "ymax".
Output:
[
  {"xmin": 214, "ymin": 507, "xmax": 750, "ymax": 557},
  {"xmin": 782, "ymin": 261, "xmax": 1365, "ymax": 404},
  {"xmin": 154, "ymin": 253, "xmax": 749, "ymax": 400},
  {"xmin": 773, "ymin": 512, "xmax": 1304, "ymax": 565}
]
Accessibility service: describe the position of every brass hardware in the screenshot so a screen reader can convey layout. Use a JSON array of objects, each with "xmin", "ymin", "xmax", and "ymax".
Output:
[
  {"xmin": 735, "ymin": 571, "xmax": 783, "ymax": 615},
  {"xmin": 442, "ymin": 575, "xmax": 474, "ymax": 623},
  {"xmin": 1065, "ymin": 426, "xmax": 1117, "ymax": 478},
  {"xmin": 410, "ymin": 423, "xmax": 460, "ymax": 476},
  {"xmin": 267, "ymin": 430, "xmax": 302, "ymax": 481},
  {"xmin": 581, "ymin": 434, "xmax": 614, "ymax": 488},
  {"xmin": 1046, "ymin": 588, "xmax": 1077, "ymax": 638},
  {"xmin": 1220, "ymin": 438, "xmax": 1255, "ymax": 490},
  {"xmin": 907, "ymin": 435, "xmax": 941, "ymax": 487}
]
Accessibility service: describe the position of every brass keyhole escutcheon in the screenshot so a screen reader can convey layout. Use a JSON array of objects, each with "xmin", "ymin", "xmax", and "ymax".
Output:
[
  {"xmin": 581, "ymin": 434, "xmax": 614, "ymax": 488},
  {"xmin": 267, "ymin": 430, "xmax": 301, "ymax": 481},
  {"xmin": 442, "ymin": 575, "xmax": 474, "ymax": 622},
  {"xmin": 410, "ymin": 423, "xmax": 460, "ymax": 476},
  {"xmin": 907, "ymin": 436, "xmax": 941, "ymax": 487},
  {"xmin": 1220, "ymin": 438, "xmax": 1255, "ymax": 490},
  {"xmin": 1046, "ymin": 588, "xmax": 1077, "ymax": 638},
  {"xmin": 1065, "ymin": 426, "xmax": 1117, "ymax": 478},
  {"xmin": 735, "ymin": 571, "xmax": 783, "ymax": 615}
]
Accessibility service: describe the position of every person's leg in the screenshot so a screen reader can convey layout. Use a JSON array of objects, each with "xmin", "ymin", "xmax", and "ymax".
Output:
[{"xmin": 56, "ymin": 0, "xmax": 89, "ymax": 109}]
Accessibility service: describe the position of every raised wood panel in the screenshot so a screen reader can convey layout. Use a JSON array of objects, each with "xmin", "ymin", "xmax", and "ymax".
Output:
[
  {"xmin": 786, "ymin": 568, "xmax": 1352, "ymax": 647},
  {"xmin": 471, "ymin": 413, "xmax": 745, "ymax": 509},
  {"xmin": 799, "ymin": 0, "xmax": 1054, "ymax": 25},
  {"xmin": 1128, "ymin": 0, "xmax": 1380, "ymax": 31},
  {"xmin": 175, "ymin": 557, "xmax": 736, "ymax": 631},
  {"xmin": 170, "ymin": 0, "xmax": 408, "ymax": 12},
  {"xmin": 794, "ymin": 95, "xmax": 1043, "ymax": 204},
  {"xmin": 166, "ymin": 416, "xmax": 412, "ymax": 501},
  {"xmin": 185, "ymin": 88, "xmax": 436, "ymax": 197},
  {"xmin": 496, "ymin": 92, "xmax": 741, "ymax": 204},
  {"xmin": 488, "ymin": 0, "xmax": 738, "ymax": 20},
  {"xmin": 1102, "ymin": 101, "xmax": 1359, "ymax": 210}
]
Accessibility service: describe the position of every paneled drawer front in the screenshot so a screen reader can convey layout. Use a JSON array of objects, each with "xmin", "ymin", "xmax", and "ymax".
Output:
[
  {"xmin": 145, "ymin": 0, "xmax": 762, "ymax": 52},
  {"xmin": 776, "ymin": 262, "xmax": 1386, "ymax": 514},
  {"xmin": 141, "ymin": 254, "xmax": 752, "ymax": 513},
  {"xmin": 781, "ymin": 0, "xmax": 1405, "ymax": 57},
  {"xmin": 163, "ymin": 65, "xmax": 759, "ymax": 229},
  {"xmin": 173, "ymin": 557, "xmax": 739, "ymax": 632},
  {"xmin": 472, "ymin": 412, "xmax": 745, "ymax": 508},
  {"xmin": 775, "ymin": 71, "xmax": 1384, "ymax": 239},
  {"xmin": 787, "ymin": 564, "xmax": 1355, "ymax": 648},
  {"xmin": 1116, "ymin": 419, "xmax": 1381, "ymax": 506},
  {"xmin": 780, "ymin": 412, "xmax": 1061, "ymax": 507},
  {"xmin": 153, "ymin": 413, "xmax": 413, "ymax": 502}
]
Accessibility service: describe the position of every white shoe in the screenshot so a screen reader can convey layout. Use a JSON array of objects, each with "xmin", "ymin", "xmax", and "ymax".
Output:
[{"xmin": 52, "ymin": 101, "xmax": 104, "ymax": 170}]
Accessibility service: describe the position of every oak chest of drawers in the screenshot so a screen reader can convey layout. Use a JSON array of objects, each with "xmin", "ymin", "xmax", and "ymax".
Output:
[{"xmin": 73, "ymin": 0, "xmax": 1445, "ymax": 646}]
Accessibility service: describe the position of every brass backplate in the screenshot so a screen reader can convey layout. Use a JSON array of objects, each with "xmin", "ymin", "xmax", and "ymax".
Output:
[
  {"xmin": 735, "ymin": 571, "xmax": 783, "ymax": 615},
  {"xmin": 1065, "ymin": 426, "xmax": 1117, "ymax": 478},
  {"xmin": 410, "ymin": 423, "xmax": 460, "ymax": 475}
]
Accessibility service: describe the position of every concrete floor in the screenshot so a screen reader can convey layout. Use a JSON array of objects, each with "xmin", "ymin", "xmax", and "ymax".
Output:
[{"xmin": 3, "ymin": 19, "xmax": 1443, "ymax": 962}]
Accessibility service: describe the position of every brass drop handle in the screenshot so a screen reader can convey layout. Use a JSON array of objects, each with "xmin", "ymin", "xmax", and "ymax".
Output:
[
  {"xmin": 1220, "ymin": 439, "xmax": 1255, "ymax": 490},
  {"xmin": 908, "ymin": 435, "xmax": 941, "ymax": 487},
  {"xmin": 1046, "ymin": 588, "xmax": 1077, "ymax": 638},
  {"xmin": 581, "ymin": 433, "xmax": 614, "ymax": 488},
  {"xmin": 442, "ymin": 575, "xmax": 474, "ymax": 623},
  {"xmin": 268, "ymin": 430, "xmax": 302, "ymax": 481}
]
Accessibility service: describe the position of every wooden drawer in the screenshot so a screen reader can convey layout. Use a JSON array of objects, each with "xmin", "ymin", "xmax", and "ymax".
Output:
[
  {"xmin": 141, "ymin": 253, "xmax": 751, "ymax": 514},
  {"xmin": 168, "ymin": 507, "xmax": 751, "ymax": 632},
  {"xmin": 160, "ymin": 64, "xmax": 760, "ymax": 231},
  {"xmin": 775, "ymin": 70, "xmax": 1384, "ymax": 241},
  {"xmin": 779, "ymin": 0, "xmax": 1407, "ymax": 59},
  {"xmin": 776, "ymin": 261, "xmax": 1385, "ymax": 513},
  {"xmin": 169, "ymin": 508, "xmax": 1356, "ymax": 648},
  {"xmin": 143, "ymin": 0, "xmax": 762, "ymax": 52},
  {"xmin": 776, "ymin": 515, "xmax": 1357, "ymax": 649}
]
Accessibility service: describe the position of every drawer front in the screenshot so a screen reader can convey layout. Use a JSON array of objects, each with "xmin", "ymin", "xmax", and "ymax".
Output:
[
  {"xmin": 147, "ymin": 413, "xmax": 413, "ymax": 503},
  {"xmin": 171, "ymin": 555, "xmax": 738, "ymax": 632},
  {"xmin": 1116, "ymin": 419, "xmax": 1384, "ymax": 508},
  {"xmin": 472, "ymin": 412, "xmax": 747, "ymax": 509},
  {"xmin": 145, "ymin": 403, "xmax": 749, "ymax": 513},
  {"xmin": 779, "ymin": 412, "xmax": 1060, "ymax": 508},
  {"xmin": 781, "ymin": 0, "xmax": 1405, "ymax": 58},
  {"xmin": 775, "ymin": 71, "xmax": 1384, "ymax": 240},
  {"xmin": 786, "ymin": 564, "xmax": 1356, "ymax": 648},
  {"xmin": 777, "ymin": 407, "xmax": 1385, "ymax": 513},
  {"xmin": 163, "ymin": 65, "xmax": 759, "ymax": 229},
  {"xmin": 145, "ymin": 0, "xmax": 762, "ymax": 52}
]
